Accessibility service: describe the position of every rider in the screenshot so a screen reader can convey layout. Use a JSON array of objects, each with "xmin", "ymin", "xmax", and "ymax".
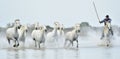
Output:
[{"xmin": 99, "ymin": 15, "xmax": 113, "ymax": 39}]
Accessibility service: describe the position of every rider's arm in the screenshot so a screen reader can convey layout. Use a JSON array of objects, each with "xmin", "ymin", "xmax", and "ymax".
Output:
[
  {"xmin": 99, "ymin": 19, "xmax": 105, "ymax": 23},
  {"xmin": 108, "ymin": 18, "xmax": 112, "ymax": 23}
]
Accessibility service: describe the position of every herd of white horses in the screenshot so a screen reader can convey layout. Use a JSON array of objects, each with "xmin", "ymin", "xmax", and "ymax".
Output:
[{"xmin": 6, "ymin": 19, "xmax": 112, "ymax": 48}]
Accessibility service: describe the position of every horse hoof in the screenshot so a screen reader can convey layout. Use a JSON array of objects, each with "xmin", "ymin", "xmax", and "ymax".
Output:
[{"xmin": 13, "ymin": 45, "xmax": 16, "ymax": 47}]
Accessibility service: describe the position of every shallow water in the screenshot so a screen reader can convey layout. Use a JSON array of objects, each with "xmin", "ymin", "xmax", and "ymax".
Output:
[
  {"xmin": 0, "ymin": 31, "xmax": 120, "ymax": 59},
  {"xmin": 0, "ymin": 47, "xmax": 120, "ymax": 59}
]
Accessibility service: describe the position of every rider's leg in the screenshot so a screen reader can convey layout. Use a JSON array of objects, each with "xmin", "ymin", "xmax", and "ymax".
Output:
[{"xmin": 109, "ymin": 27, "xmax": 113, "ymax": 35}]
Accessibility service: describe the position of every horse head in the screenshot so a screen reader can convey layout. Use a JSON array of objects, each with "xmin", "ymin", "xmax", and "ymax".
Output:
[
  {"xmin": 35, "ymin": 22, "xmax": 40, "ymax": 30},
  {"xmin": 20, "ymin": 25, "xmax": 28, "ymax": 32},
  {"xmin": 74, "ymin": 23, "xmax": 81, "ymax": 34},
  {"xmin": 14, "ymin": 19, "xmax": 22, "ymax": 29},
  {"xmin": 57, "ymin": 24, "xmax": 64, "ymax": 36},
  {"xmin": 54, "ymin": 21, "xmax": 60, "ymax": 29},
  {"xmin": 39, "ymin": 25, "xmax": 47, "ymax": 33}
]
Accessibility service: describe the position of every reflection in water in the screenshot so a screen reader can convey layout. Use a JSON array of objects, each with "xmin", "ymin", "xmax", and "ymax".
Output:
[
  {"xmin": 102, "ymin": 48, "xmax": 112, "ymax": 59},
  {"xmin": 0, "ymin": 47, "xmax": 120, "ymax": 59},
  {"xmin": 6, "ymin": 49, "xmax": 26, "ymax": 59}
]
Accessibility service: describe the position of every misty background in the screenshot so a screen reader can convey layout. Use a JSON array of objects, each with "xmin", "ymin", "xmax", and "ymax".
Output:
[{"xmin": 0, "ymin": 0, "xmax": 120, "ymax": 27}]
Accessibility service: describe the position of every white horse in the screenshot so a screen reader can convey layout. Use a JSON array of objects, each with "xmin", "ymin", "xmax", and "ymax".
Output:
[
  {"xmin": 64, "ymin": 23, "xmax": 80, "ymax": 48},
  {"xmin": 101, "ymin": 22, "xmax": 112, "ymax": 46},
  {"xmin": 6, "ymin": 19, "xmax": 21, "ymax": 47},
  {"xmin": 45, "ymin": 22, "xmax": 62, "ymax": 47},
  {"xmin": 31, "ymin": 25, "xmax": 47, "ymax": 48},
  {"xmin": 46, "ymin": 22, "xmax": 60, "ymax": 42},
  {"xmin": 18, "ymin": 25, "xmax": 28, "ymax": 45},
  {"xmin": 57, "ymin": 24, "xmax": 65, "ymax": 38},
  {"xmin": 56, "ymin": 24, "xmax": 65, "ymax": 47}
]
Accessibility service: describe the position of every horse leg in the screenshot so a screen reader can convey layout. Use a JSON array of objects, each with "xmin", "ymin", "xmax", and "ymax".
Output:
[
  {"xmin": 33, "ymin": 38, "xmax": 37, "ymax": 47},
  {"xmin": 7, "ymin": 38, "xmax": 11, "ymax": 44},
  {"xmin": 16, "ymin": 40, "xmax": 19, "ymax": 47},
  {"xmin": 100, "ymin": 32, "xmax": 104, "ymax": 40},
  {"xmin": 35, "ymin": 41, "xmax": 37, "ymax": 48},
  {"xmin": 13, "ymin": 39, "xmax": 16, "ymax": 47},
  {"xmin": 76, "ymin": 40, "xmax": 78, "ymax": 48},
  {"xmin": 42, "ymin": 40, "xmax": 45, "ymax": 48},
  {"xmin": 107, "ymin": 39, "xmax": 111, "ymax": 47},
  {"xmin": 106, "ymin": 41, "xmax": 109, "ymax": 47},
  {"xmin": 105, "ymin": 37, "xmax": 109, "ymax": 47},
  {"xmin": 64, "ymin": 39, "xmax": 67, "ymax": 47},
  {"xmin": 71, "ymin": 41, "xmax": 73, "ymax": 46},
  {"xmin": 38, "ymin": 42, "xmax": 40, "ymax": 48},
  {"xmin": 68, "ymin": 40, "xmax": 72, "ymax": 47},
  {"xmin": 22, "ymin": 39, "xmax": 25, "ymax": 47},
  {"xmin": 15, "ymin": 37, "xmax": 19, "ymax": 47},
  {"xmin": 11, "ymin": 37, "xmax": 17, "ymax": 47}
]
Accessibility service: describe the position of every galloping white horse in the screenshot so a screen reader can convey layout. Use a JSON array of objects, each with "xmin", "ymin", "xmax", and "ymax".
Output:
[
  {"xmin": 101, "ymin": 22, "xmax": 112, "ymax": 46},
  {"xmin": 45, "ymin": 22, "xmax": 63, "ymax": 47},
  {"xmin": 46, "ymin": 22, "xmax": 60, "ymax": 42},
  {"xmin": 31, "ymin": 25, "xmax": 47, "ymax": 48},
  {"xmin": 64, "ymin": 23, "xmax": 80, "ymax": 48},
  {"xmin": 6, "ymin": 19, "xmax": 21, "ymax": 47},
  {"xmin": 18, "ymin": 25, "xmax": 28, "ymax": 45}
]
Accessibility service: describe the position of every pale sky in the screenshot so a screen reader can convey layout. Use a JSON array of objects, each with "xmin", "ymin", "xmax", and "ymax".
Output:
[{"xmin": 0, "ymin": 0, "xmax": 120, "ymax": 27}]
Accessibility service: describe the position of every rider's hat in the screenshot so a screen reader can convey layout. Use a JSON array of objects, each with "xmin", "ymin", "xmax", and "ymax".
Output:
[{"xmin": 106, "ymin": 15, "xmax": 109, "ymax": 18}]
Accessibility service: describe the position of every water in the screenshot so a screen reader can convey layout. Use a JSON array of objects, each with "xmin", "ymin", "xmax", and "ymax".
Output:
[
  {"xmin": 0, "ymin": 47, "xmax": 120, "ymax": 59},
  {"xmin": 0, "ymin": 35, "xmax": 120, "ymax": 59}
]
